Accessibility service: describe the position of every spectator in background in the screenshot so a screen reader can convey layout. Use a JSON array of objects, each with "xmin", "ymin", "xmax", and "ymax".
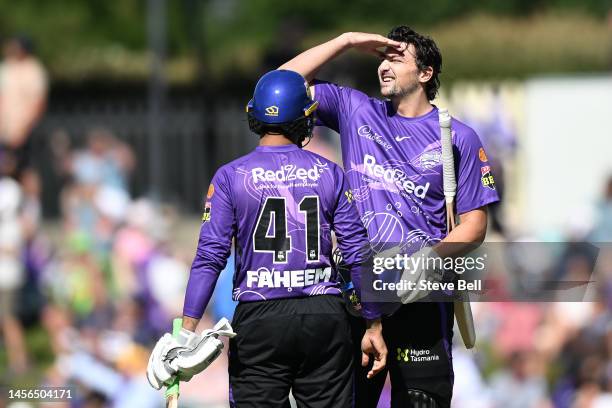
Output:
[
  {"xmin": 0, "ymin": 169, "xmax": 27, "ymax": 374},
  {"xmin": 18, "ymin": 168, "xmax": 50, "ymax": 326},
  {"xmin": 59, "ymin": 128, "xmax": 134, "ymax": 239},
  {"xmin": 111, "ymin": 199, "xmax": 157, "ymax": 299},
  {"xmin": 0, "ymin": 35, "xmax": 47, "ymax": 179},
  {"xmin": 67, "ymin": 128, "xmax": 135, "ymax": 196},
  {"xmin": 489, "ymin": 350, "xmax": 549, "ymax": 408}
]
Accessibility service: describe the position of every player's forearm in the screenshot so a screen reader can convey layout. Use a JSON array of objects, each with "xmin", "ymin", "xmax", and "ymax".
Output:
[
  {"xmin": 183, "ymin": 270, "xmax": 217, "ymax": 321},
  {"xmin": 279, "ymin": 33, "xmax": 351, "ymax": 82},
  {"xmin": 183, "ymin": 226, "xmax": 231, "ymax": 318},
  {"xmin": 434, "ymin": 207, "xmax": 488, "ymax": 258},
  {"xmin": 183, "ymin": 255, "xmax": 223, "ymax": 320}
]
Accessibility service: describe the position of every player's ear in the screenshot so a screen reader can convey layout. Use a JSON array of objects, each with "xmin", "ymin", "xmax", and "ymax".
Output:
[{"xmin": 418, "ymin": 66, "xmax": 433, "ymax": 84}]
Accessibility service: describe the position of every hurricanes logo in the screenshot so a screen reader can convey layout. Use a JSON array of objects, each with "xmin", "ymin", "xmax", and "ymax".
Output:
[
  {"xmin": 265, "ymin": 105, "xmax": 279, "ymax": 116},
  {"xmin": 478, "ymin": 147, "xmax": 488, "ymax": 162}
]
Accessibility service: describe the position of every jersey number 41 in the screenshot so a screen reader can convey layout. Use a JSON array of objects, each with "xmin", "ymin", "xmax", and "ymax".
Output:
[{"xmin": 253, "ymin": 196, "xmax": 320, "ymax": 264}]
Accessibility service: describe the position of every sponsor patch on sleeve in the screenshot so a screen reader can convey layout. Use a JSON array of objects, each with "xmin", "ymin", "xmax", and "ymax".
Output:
[
  {"xmin": 345, "ymin": 190, "xmax": 354, "ymax": 203},
  {"xmin": 480, "ymin": 166, "xmax": 495, "ymax": 189},
  {"xmin": 202, "ymin": 201, "xmax": 212, "ymax": 222}
]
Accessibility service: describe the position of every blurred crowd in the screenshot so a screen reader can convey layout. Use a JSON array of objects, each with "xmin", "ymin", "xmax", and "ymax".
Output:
[
  {"xmin": 1, "ymin": 118, "xmax": 238, "ymax": 405},
  {"xmin": 0, "ymin": 35, "xmax": 235, "ymax": 408},
  {"xmin": 0, "ymin": 34, "xmax": 611, "ymax": 408}
]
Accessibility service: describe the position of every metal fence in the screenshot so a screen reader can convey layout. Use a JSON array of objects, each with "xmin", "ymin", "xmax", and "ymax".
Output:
[{"xmin": 31, "ymin": 84, "xmax": 257, "ymax": 217}]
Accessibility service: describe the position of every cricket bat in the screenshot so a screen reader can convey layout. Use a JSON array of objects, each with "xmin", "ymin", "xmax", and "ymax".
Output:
[
  {"xmin": 165, "ymin": 318, "xmax": 183, "ymax": 408},
  {"xmin": 439, "ymin": 108, "xmax": 476, "ymax": 349}
]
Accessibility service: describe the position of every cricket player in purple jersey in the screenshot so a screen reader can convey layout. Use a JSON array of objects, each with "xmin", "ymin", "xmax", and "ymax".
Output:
[
  {"xmin": 280, "ymin": 26, "xmax": 500, "ymax": 408},
  {"xmin": 146, "ymin": 70, "xmax": 388, "ymax": 407}
]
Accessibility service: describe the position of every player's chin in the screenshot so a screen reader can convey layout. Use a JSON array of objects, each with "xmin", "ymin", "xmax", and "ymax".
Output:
[{"xmin": 379, "ymin": 84, "xmax": 394, "ymax": 97}]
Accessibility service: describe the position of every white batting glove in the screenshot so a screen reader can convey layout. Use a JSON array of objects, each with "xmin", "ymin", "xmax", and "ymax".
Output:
[
  {"xmin": 146, "ymin": 318, "xmax": 237, "ymax": 390},
  {"xmin": 396, "ymin": 247, "xmax": 446, "ymax": 304}
]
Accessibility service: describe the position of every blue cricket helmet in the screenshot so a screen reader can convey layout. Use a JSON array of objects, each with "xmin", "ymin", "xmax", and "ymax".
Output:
[{"xmin": 247, "ymin": 70, "xmax": 318, "ymax": 128}]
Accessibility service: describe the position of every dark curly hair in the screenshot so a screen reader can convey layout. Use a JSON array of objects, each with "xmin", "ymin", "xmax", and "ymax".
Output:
[
  {"xmin": 387, "ymin": 26, "xmax": 442, "ymax": 101},
  {"xmin": 247, "ymin": 114, "xmax": 314, "ymax": 147}
]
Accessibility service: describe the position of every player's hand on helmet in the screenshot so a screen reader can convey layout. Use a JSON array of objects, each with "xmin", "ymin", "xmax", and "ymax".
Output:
[
  {"xmin": 342, "ymin": 32, "xmax": 404, "ymax": 58},
  {"xmin": 146, "ymin": 318, "xmax": 237, "ymax": 390},
  {"xmin": 361, "ymin": 318, "xmax": 387, "ymax": 379}
]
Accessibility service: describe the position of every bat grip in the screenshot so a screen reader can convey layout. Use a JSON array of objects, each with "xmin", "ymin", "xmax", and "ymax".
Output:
[{"xmin": 165, "ymin": 318, "xmax": 183, "ymax": 400}]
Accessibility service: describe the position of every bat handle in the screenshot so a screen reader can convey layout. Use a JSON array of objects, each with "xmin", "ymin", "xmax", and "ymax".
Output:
[
  {"xmin": 445, "ymin": 201, "xmax": 456, "ymax": 234},
  {"xmin": 165, "ymin": 318, "xmax": 182, "ymax": 407}
]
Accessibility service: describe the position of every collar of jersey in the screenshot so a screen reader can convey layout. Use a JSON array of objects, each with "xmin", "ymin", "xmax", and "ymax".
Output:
[
  {"xmin": 256, "ymin": 144, "xmax": 299, "ymax": 152},
  {"xmin": 386, "ymin": 103, "xmax": 438, "ymax": 122}
]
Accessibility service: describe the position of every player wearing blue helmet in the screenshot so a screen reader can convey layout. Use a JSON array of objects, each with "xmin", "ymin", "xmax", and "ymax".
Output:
[
  {"xmin": 147, "ymin": 70, "xmax": 387, "ymax": 407},
  {"xmin": 246, "ymin": 69, "xmax": 319, "ymax": 147}
]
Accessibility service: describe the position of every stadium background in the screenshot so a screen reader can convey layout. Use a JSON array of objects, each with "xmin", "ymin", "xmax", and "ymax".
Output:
[{"xmin": 0, "ymin": 0, "xmax": 611, "ymax": 407}]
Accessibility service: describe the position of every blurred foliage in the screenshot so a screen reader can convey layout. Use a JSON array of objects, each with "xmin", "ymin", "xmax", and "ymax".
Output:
[
  {"xmin": 0, "ymin": 0, "xmax": 610, "ymax": 82},
  {"xmin": 433, "ymin": 13, "xmax": 612, "ymax": 80}
]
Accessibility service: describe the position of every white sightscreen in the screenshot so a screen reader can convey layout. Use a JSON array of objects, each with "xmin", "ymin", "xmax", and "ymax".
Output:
[{"xmin": 524, "ymin": 75, "xmax": 612, "ymax": 236}]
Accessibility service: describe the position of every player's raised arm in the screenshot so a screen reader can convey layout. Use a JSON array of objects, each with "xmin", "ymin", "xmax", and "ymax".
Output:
[{"xmin": 279, "ymin": 32, "xmax": 403, "ymax": 83}]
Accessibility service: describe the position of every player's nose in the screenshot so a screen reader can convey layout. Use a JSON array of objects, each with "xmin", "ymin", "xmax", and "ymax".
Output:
[
  {"xmin": 379, "ymin": 57, "xmax": 392, "ymax": 70},
  {"xmin": 378, "ymin": 64, "xmax": 391, "ymax": 78}
]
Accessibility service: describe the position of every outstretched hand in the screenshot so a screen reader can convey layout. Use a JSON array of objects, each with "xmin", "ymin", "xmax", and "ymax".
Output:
[
  {"xmin": 361, "ymin": 319, "xmax": 388, "ymax": 379},
  {"xmin": 344, "ymin": 32, "xmax": 405, "ymax": 58}
]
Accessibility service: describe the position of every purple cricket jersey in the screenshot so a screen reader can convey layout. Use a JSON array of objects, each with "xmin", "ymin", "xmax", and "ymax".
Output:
[
  {"xmin": 183, "ymin": 144, "xmax": 375, "ymax": 319},
  {"xmin": 313, "ymin": 81, "xmax": 500, "ymax": 252},
  {"xmin": 312, "ymin": 81, "xmax": 501, "ymax": 377}
]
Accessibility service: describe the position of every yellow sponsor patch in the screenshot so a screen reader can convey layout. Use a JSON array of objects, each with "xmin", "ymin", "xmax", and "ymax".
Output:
[
  {"xmin": 202, "ymin": 202, "xmax": 212, "ymax": 222},
  {"xmin": 344, "ymin": 190, "xmax": 354, "ymax": 203},
  {"xmin": 480, "ymin": 166, "xmax": 496, "ymax": 190}
]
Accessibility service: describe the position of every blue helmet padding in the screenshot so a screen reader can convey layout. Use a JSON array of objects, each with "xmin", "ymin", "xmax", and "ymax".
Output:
[{"xmin": 247, "ymin": 70, "xmax": 317, "ymax": 124}]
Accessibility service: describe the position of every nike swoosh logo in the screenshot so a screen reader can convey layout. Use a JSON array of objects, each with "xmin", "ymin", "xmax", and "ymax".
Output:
[{"xmin": 395, "ymin": 135, "xmax": 411, "ymax": 141}]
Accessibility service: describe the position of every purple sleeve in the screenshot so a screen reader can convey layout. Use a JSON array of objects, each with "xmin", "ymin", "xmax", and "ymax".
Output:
[
  {"xmin": 331, "ymin": 166, "xmax": 380, "ymax": 319},
  {"xmin": 313, "ymin": 80, "xmax": 369, "ymax": 133},
  {"xmin": 183, "ymin": 167, "xmax": 236, "ymax": 319},
  {"xmin": 454, "ymin": 123, "xmax": 501, "ymax": 214}
]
